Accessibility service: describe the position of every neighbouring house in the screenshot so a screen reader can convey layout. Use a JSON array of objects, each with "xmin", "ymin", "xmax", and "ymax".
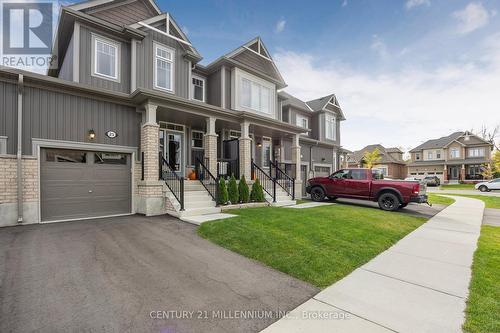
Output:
[
  {"xmin": 347, "ymin": 145, "xmax": 407, "ymax": 179},
  {"xmin": 408, "ymin": 131, "xmax": 494, "ymax": 183},
  {"xmin": 0, "ymin": 0, "xmax": 347, "ymax": 227}
]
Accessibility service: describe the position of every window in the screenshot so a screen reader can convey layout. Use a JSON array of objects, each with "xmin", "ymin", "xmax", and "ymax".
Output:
[
  {"xmin": 436, "ymin": 150, "xmax": 441, "ymax": 159},
  {"xmin": 0, "ymin": 136, "xmax": 6, "ymax": 154},
  {"xmin": 45, "ymin": 149, "xmax": 87, "ymax": 163},
  {"xmin": 450, "ymin": 148, "xmax": 460, "ymax": 158},
  {"xmin": 262, "ymin": 138, "xmax": 272, "ymax": 167},
  {"xmin": 468, "ymin": 148, "xmax": 485, "ymax": 157},
  {"xmin": 240, "ymin": 77, "xmax": 271, "ymax": 114},
  {"xmin": 191, "ymin": 131, "xmax": 204, "ymax": 148},
  {"xmin": 350, "ymin": 169, "xmax": 367, "ymax": 180},
  {"xmin": 325, "ymin": 114, "xmax": 336, "ymax": 140},
  {"xmin": 372, "ymin": 169, "xmax": 384, "ymax": 180},
  {"xmin": 375, "ymin": 167, "xmax": 388, "ymax": 176},
  {"xmin": 93, "ymin": 36, "xmax": 119, "ymax": 80},
  {"xmin": 94, "ymin": 152, "xmax": 127, "ymax": 165},
  {"xmin": 154, "ymin": 44, "xmax": 174, "ymax": 91},
  {"xmin": 415, "ymin": 153, "xmax": 421, "ymax": 160},
  {"xmin": 192, "ymin": 76, "xmax": 205, "ymax": 102},
  {"xmin": 296, "ymin": 115, "xmax": 308, "ymax": 129},
  {"xmin": 427, "ymin": 151, "xmax": 433, "ymax": 159}
]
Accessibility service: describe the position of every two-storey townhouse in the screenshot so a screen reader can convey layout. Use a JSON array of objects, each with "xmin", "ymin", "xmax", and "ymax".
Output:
[
  {"xmin": 347, "ymin": 145, "xmax": 407, "ymax": 179},
  {"xmin": 0, "ymin": 0, "xmax": 347, "ymax": 227},
  {"xmin": 407, "ymin": 131, "xmax": 493, "ymax": 183}
]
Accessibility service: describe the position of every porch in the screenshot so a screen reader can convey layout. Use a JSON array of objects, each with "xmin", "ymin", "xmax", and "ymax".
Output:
[{"xmin": 445, "ymin": 163, "xmax": 488, "ymax": 184}]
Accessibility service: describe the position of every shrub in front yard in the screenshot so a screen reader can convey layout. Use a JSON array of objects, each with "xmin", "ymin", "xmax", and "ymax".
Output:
[
  {"xmin": 238, "ymin": 175, "xmax": 250, "ymax": 203},
  {"xmin": 228, "ymin": 175, "xmax": 239, "ymax": 204},
  {"xmin": 218, "ymin": 177, "xmax": 228, "ymax": 205},
  {"xmin": 250, "ymin": 178, "xmax": 265, "ymax": 202}
]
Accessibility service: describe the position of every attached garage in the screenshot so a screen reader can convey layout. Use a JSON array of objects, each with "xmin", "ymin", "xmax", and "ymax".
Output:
[
  {"xmin": 40, "ymin": 148, "xmax": 132, "ymax": 222},
  {"xmin": 314, "ymin": 165, "xmax": 331, "ymax": 177}
]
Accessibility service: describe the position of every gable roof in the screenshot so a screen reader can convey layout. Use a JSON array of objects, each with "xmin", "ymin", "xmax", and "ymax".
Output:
[
  {"xmin": 348, "ymin": 144, "xmax": 405, "ymax": 165},
  {"xmin": 69, "ymin": 0, "xmax": 161, "ymax": 16},
  {"xmin": 410, "ymin": 131, "xmax": 464, "ymax": 152},
  {"xmin": 205, "ymin": 37, "xmax": 286, "ymax": 88},
  {"xmin": 306, "ymin": 94, "xmax": 346, "ymax": 120},
  {"xmin": 278, "ymin": 91, "xmax": 312, "ymax": 112}
]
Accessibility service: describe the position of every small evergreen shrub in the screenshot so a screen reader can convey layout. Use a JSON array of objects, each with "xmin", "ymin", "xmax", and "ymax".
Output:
[
  {"xmin": 227, "ymin": 175, "xmax": 239, "ymax": 204},
  {"xmin": 238, "ymin": 175, "xmax": 250, "ymax": 203},
  {"xmin": 250, "ymin": 178, "xmax": 265, "ymax": 202},
  {"xmin": 218, "ymin": 177, "xmax": 228, "ymax": 205}
]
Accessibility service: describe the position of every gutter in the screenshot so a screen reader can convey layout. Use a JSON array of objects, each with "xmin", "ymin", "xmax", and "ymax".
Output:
[{"xmin": 17, "ymin": 74, "xmax": 23, "ymax": 224}]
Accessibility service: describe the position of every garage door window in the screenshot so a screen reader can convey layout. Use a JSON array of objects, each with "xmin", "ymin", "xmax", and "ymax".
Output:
[
  {"xmin": 94, "ymin": 152, "xmax": 127, "ymax": 165},
  {"xmin": 45, "ymin": 149, "xmax": 87, "ymax": 163}
]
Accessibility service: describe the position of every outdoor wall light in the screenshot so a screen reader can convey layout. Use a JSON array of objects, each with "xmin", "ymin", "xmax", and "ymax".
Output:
[
  {"xmin": 88, "ymin": 129, "xmax": 96, "ymax": 140},
  {"xmin": 321, "ymin": 157, "xmax": 326, "ymax": 162},
  {"xmin": 257, "ymin": 142, "xmax": 262, "ymax": 147}
]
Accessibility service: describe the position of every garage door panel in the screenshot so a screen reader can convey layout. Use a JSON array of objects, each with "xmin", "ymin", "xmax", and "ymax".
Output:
[{"xmin": 41, "ymin": 148, "xmax": 132, "ymax": 222}]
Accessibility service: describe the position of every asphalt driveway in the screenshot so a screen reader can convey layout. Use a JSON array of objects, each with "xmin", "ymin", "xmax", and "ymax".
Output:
[{"xmin": 0, "ymin": 215, "xmax": 317, "ymax": 333}]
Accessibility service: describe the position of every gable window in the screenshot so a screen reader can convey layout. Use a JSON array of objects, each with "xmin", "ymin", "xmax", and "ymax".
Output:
[
  {"xmin": 296, "ymin": 114, "xmax": 308, "ymax": 129},
  {"xmin": 468, "ymin": 148, "xmax": 484, "ymax": 157},
  {"xmin": 240, "ymin": 78, "xmax": 271, "ymax": 114},
  {"xmin": 325, "ymin": 114, "xmax": 336, "ymax": 140},
  {"xmin": 93, "ymin": 35, "xmax": 119, "ymax": 80},
  {"xmin": 450, "ymin": 148, "xmax": 460, "ymax": 158},
  {"xmin": 234, "ymin": 68, "xmax": 275, "ymax": 116},
  {"xmin": 154, "ymin": 43, "xmax": 174, "ymax": 92},
  {"xmin": 192, "ymin": 76, "xmax": 205, "ymax": 102}
]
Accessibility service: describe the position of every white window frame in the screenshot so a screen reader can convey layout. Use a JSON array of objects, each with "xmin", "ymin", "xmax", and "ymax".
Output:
[
  {"xmin": 436, "ymin": 150, "xmax": 441, "ymax": 159},
  {"xmin": 232, "ymin": 68, "xmax": 276, "ymax": 117},
  {"xmin": 450, "ymin": 148, "xmax": 460, "ymax": 158},
  {"xmin": 325, "ymin": 113, "xmax": 336, "ymax": 140},
  {"xmin": 427, "ymin": 151, "xmax": 433, "ymax": 160},
  {"xmin": 415, "ymin": 153, "xmax": 421, "ymax": 160},
  {"xmin": 153, "ymin": 42, "xmax": 175, "ymax": 93},
  {"xmin": 191, "ymin": 130, "xmax": 204, "ymax": 149},
  {"xmin": 296, "ymin": 114, "xmax": 309, "ymax": 129},
  {"xmin": 92, "ymin": 34, "xmax": 120, "ymax": 82},
  {"xmin": 191, "ymin": 74, "xmax": 206, "ymax": 102},
  {"xmin": 261, "ymin": 137, "xmax": 272, "ymax": 168},
  {"xmin": 468, "ymin": 147, "xmax": 484, "ymax": 157}
]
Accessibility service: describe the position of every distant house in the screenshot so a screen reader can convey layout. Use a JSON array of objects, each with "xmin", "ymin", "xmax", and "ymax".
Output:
[
  {"xmin": 347, "ymin": 145, "xmax": 407, "ymax": 179},
  {"xmin": 408, "ymin": 131, "xmax": 494, "ymax": 183}
]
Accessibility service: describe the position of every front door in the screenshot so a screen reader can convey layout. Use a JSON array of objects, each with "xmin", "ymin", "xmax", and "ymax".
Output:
[
  {"xmin": 449, "ymin": 166, "xmax": 459, "ymax": 180},
  {"xmin": 160, "ymin": 129, "xmax": 184, "ymax": 175}
]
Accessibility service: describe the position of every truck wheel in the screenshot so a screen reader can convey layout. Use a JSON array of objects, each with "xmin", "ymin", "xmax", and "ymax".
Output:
[
  {"xmin": 400, "ymin": 203, "xmax": 408, "ymax": 208},
  {"xmin": 479, "ymin": 185, "xmax": 488, "ymax": 192},
  {"xmin": 310, "ymin": 187, "xmax": 326, "ymax": 202},
  {"xmin": 378, "ymin": 193, "xmax": 400, "ymax": 211}
]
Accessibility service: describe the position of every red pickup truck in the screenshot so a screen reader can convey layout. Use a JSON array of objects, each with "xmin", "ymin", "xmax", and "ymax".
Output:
[{"xmin": 305, "ymin": 168, "xmax": 428, "ymax": 211}]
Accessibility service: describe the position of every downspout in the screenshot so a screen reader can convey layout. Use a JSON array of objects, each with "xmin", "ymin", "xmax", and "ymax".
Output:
[{"xmin": 17, "ymin": 74, "xmax": 24, "ymax": 224}]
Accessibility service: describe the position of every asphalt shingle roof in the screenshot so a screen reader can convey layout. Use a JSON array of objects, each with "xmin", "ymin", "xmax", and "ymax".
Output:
[
  {"xmin": 348, "ymin": 144, "xmax": 406, "ymax": 165},
  {"xmin": 410, "ymin": 132, "xmax": 464, "ymax": 152}
]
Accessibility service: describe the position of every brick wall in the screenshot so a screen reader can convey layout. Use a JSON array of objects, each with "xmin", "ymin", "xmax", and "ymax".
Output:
[
  {"xmin": 0, "ymin": 155, "xmax": 38, "ymax": 204},
  {"xmin": 141, "ymin": 123, "xmax": 159, "ymax": 181}
]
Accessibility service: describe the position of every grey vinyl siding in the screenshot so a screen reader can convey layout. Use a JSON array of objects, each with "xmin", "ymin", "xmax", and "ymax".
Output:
[
  {"xmin": 283, "ymin": 139, "xmax": 292, "ymax": 161},
  {"xmin": 136, "ymin": 30, "xmax": 190, "ymax": 99},
  {"xmin": 232, "ymin": 49, "xmax": 282, "ymax": 83},
  {"xmin": 22, "ymin": 86, "xmax": 140, "ymax": 155},
  {"xmin": 89, "ymin": 0, "xmax": 156, "ymax": 25},
  {"xmin": 289, "ymin": 107, "xmax": 311, "ymax": 128},
  {"xmin": 58, "ymin": 33, "xmax": 74, "ymax": 82},
  {"xmin": 311, "ymin": 114, "xmax": 320, "ymax": 140},
  {"xmin": 207, "ymin": 69, "xmax": 221, "ymax": 107},
  {"xmin": 224, "ymin": 67, "xmax": 231, "ymax": 108},
  {"xmin": 0, "ymin": 80, "xmax": 18, "ymax": 154},
  {"xmin": 79, "ymin": 25, "xmax": 131, "ymax": 93},
  {"xmin": 312, "ymin": 146, "xmax": 333, "ymax": 164},
  {"xmin": 300, "ymin": 143, "xmax": 311, "ymax": 163}
]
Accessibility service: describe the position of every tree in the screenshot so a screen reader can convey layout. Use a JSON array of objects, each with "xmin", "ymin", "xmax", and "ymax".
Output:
[
  {"xmin": 492, "ymin": 150, "xmax": 500, "ymax": 177},
  {"xmin": 474, "ymin": 125, "xmax": 499, "ymax": 150},
  {"xmin": 217, "ymin": 177, "xmax": 228, "ymax": 205},
  {"xmin": 238, "ymin": 175, "xmax": 250, "ymax": 203},
  {"xmin": 362, "ymin": 148, "xmax": 382, "ymax": 169},
  {"xmin": 481, "ymin": 164, "xmax": 493, "ymax": 180},
  {"xmin": 250, "ymin": 178, "xmax": 265, "ymax": 202},
  {"xmin": 227, "ymin": 175, "xmax": 239, "ymax": 204}
]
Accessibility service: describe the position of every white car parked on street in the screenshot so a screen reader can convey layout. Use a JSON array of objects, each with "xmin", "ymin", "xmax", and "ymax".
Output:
[{"xmin": 475, "ymin": 178, "xmax": 500, "ymax": 192}]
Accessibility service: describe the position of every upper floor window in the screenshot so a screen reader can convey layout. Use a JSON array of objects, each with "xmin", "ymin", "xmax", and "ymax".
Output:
[
  {"xmin": 241, "ymin": 78, "xmax": 271, "ymax": 114},
  {"xmin": 93, "ymin": 35, "xmax": 119, "ymax": 81},
  {"xmin": 154, "ymin": 43, "xmax": 174, "ymax": 92},
  {"xmin": 468, "ymin": 147, "xmax": 485, "ymax": 157},
  {"xmin": 325, "ymin": 114, "xmax": 336, "ymax": 140},
  {"xmin": 450, "ymin": 148, "xmax": 460, "ymax": 158},
  {"xmin": 192, "ymin": 76, "xmax": 205, "ymax": 102},
  {"xmin": 427, "ymin": 151, "xmax": 433, "ymax": 159},
  {"xmin": 296, "ymin": 114, "xmax": 308, "ymax": 129},
  {"xmin": 415, "ymin": 153, "xmax": 421, "ymax": 160},
  {"xmin": 436, "ymin": 150, "xmax": 441, "ymax": 159}
]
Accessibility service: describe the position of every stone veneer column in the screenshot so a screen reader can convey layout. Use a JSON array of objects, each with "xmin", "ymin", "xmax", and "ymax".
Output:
[
  {"xmin": 137, "ymin": 103, "xmax": 165, "ymax": 216},
  {"xmin": 204, "ymin": 117, "xmax": 218, "ymax": 176},
  {"xmin": 443, "ymin": 164, "xmax": 448, "ymax": 182},
  {"xmin": 291, "ymin": 134, "xmax": 302, "ymax": 198},
  {"xmin": 239, "ymin": 121, "xmax": 252, "ymax": 180},
  {"xmin": 460, "ymin": 164, "xmax": 466, "ymax": 182}
]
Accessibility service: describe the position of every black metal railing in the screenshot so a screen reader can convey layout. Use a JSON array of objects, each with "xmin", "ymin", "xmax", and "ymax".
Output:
[
  {"xmin": 159, "ymin": 153, "xmax": 184, "ymax": 211},
  {"xmin": 251, "ymin": 159, "xmax": 276, "ymax": 203},
  {"xmin": 276, "ymin": 162, "xmax": 296, "ymax": 179},
  {"xmin": 271, "ymin": 160, "xmax": 295, "ymax": 200},
  {"xmin": 217, "ymin": 158, "xmax": 239, "ymax": 179},
  {"xmin": 195, "ymin": 157, "xmax": 218, "ymax": 204}
]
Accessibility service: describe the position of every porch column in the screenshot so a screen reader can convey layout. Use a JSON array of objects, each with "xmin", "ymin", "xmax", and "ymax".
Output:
[
  {"xmin": 443, "ymin": 164, "xmax": 448, "ymax": 182},
  {"xmin": 137, "ymin": 103, "xmax": 164, "ymax": 216},
  {"xmin": 204, "ymin": 117, "xmax": 218, "ymax": 176},
  {"xmin": 239, "ymin": 121, "xmax": 252, "ymax": 180},
  {"xmin": 291, "ymin": 134, "xmax": 302, "ymax": 198},
  {"xmin": 460, "ymin": 164, "xmax": 466, "ymax": 181}
]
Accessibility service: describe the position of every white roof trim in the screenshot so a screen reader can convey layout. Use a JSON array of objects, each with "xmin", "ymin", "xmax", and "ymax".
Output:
[
  {"xmin": 128, "ymin": 13, "xmax": 166, "ymax": 28},
  {"xmin": 137, "ymin": 21, "xmax": 192, "ymax": 46},
  {"xmin": 69, "ymin": 0, "xmax": 162, "ymax": 15},
  {"xmin": 243, "ymin": 46, "xmax": 272, "ymax": 62}
]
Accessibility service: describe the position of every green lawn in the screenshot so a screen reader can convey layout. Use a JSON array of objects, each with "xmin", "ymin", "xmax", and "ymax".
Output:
[
  {"xmin": 428, "ymin": 193, "xmax": 456, "ymax": 206},
  {"xmin": 463, "ymin": 226, "xmax": 500, "ymax": 333},
  {"xmin": 440, "ymin": 183, "xmax": 475, "ymax": 190},
  {"xmin": 439, "ymin": 194, "xmax": 500, "ymax": 209},
  {"xmin": 198, "ymin": 205, "xmax": 427, "ymax": 288}
]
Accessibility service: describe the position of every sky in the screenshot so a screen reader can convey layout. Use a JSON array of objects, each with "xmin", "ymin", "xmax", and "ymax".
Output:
[{"xmin": 13, "ymin": 0, "xmax": 500, "ymax": 151}]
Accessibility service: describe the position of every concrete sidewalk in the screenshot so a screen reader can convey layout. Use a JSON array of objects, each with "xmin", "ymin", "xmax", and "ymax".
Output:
[
  {"xmin": 261, "ymin": 196, "xmax": 485, "ymax": 333},
  {"xmin": 428, "ymin": 187, "xmax": 500, "ymax": 197}
]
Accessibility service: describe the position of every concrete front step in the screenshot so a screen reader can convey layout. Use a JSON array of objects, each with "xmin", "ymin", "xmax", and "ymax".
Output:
[
  {"xmin": 184, "ymin": 201, "xmax": 216, "ymax": 209},
  {"xmin": 169, "ymin": 206, "xmax": 221, "ymax": 217}
]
